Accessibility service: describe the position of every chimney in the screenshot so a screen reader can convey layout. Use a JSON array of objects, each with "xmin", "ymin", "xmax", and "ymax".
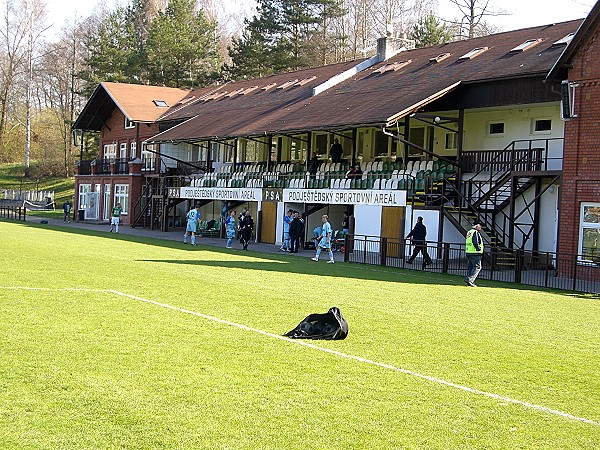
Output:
[{"xmin": 377, "ymin": 36, "xmax": 416, "ymax": 62}]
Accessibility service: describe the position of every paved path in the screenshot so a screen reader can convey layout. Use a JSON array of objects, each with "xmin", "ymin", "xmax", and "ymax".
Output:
[{"xmin": 25, "ymin": 215, "xmax": 344, "ymax": 262}]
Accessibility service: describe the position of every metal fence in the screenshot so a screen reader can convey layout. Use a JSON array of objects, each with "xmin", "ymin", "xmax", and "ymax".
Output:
[
  {"xmin": 343, "ymin": 235, "xmax": 600, "ymax": 294},
  {"xmin": 0, "ymin": 206, "xmax": 26, "ymax": 221}
]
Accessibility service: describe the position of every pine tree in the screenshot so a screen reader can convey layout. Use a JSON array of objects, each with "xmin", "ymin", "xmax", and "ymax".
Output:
[
  {"xmin": 410, "ymin": 13, "xmax": 452, "ymax": 48},
  {"xmin": 146, "ymin": 0, "xmax": 222, "ymax": 88}
]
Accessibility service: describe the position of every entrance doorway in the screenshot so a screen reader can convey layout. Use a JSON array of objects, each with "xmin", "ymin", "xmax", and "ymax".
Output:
[
  {"xmin": 381, "ymin": 206, "xmax": 405, "ymax": 257},
  {"xmin": 260, "ymin": 202, "xmax": 277, "ymax": 244}
]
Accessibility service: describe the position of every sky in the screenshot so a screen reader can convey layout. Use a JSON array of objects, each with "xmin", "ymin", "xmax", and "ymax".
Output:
[{"xmin": 44, "ymin": 0, "xmax": 596, "ymax": 41}]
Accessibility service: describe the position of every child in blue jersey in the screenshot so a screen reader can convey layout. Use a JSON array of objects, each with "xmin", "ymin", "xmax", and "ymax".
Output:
[
  {"xmin": 311, "ymin": 214, "xmax": 335, "ymax": 263},
  {"xmin": 184, "ymin": 205, "xmax": 200, "ymax": 245},
  {"xmin": 225, "ymin": 210, "xmax": 236, "ymax": 248},
  {"xmin": 279, "ymin": 209, "xmax": 293, "ymax": 251}
]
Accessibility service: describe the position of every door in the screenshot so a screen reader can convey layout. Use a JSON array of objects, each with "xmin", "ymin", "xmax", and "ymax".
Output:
[
  {"xmin": 381, "ymin": 206, "xmax": 405, "ymax": 257},
  {"xmin": 260, "ymin": 202, "xmax": 277, "ymax": 244}
]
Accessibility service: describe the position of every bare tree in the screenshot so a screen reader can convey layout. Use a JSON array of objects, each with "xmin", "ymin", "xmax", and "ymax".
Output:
[
  {"xmin": 23, "ymin": 0, "xmax": 48, "ymax": 176},
  {"xmin": 0, "ymin": 0, "xmax": 28, "ymax": 161},
  {"xmin": 447, "ymin": 0, "xmax": 506, "ymax": 39}
]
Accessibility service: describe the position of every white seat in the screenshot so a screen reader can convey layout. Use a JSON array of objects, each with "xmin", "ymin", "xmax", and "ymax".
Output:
[
  {"xmin": 389, "ymin": 179, "xmax": 398, "ymax": 189},
  {"xmin": 405, "ymin": 161, "xmax": 414, "ymax": 172},
  {"xmin": 376, "ymin": 161, "xmax": 384, "ymax": 171},
  {"xmin": 426, "ymin": 161, "xmax": 434, "ymax": 171},
  {"xmin": 391, "ymin": 169, "xmax": 399, "ymax": 179},
  {"xmin": 373, "ymin": 179, "xmax": 381, "ymax": 189}
]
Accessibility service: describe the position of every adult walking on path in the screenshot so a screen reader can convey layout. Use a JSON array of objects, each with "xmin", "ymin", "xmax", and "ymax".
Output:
[
  {"xmin": 239, "ymin": 210, "xmax": 254, "ymax": 250},
  {"xmin": 289, "ymin": 211, "xmax": 304, "ymax": 253},
  {"xmin": 405, "ymin": 216, "xmax": 432, "ymax": 269},
  {"xmin": 465, "ymin": 223, "xmax": 484, "ymax": 287},
  {"xmin": 62, "ymin": 200, "xmax": 71, "ymax": 223},
  {"xmin": 224, "ymin": 210, "xmax": 236, "ymax": 248}
]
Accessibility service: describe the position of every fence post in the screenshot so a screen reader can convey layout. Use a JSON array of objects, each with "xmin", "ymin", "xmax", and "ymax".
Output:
[
  {"xmin": 344, "ymin": 235, "xmax": 349, "ymax": 263},
  {"xmin": 380, "ymin": 237, "xmax": 387, "ymax": 266},
  {"xmin": 515, "ymin": 249, "xmax": 523, "ymax": 284},
  {"xmin": 363, "ymin": 236, "xmax": 367, "ymax": 265},
  {"xmin": 442, "ymin": 243, "xmax": 450, "ymax": 274}
]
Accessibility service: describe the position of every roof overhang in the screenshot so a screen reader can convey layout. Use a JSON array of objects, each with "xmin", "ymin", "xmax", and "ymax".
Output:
[{"xmin": 385, "ymin": 81, "xmax": 461, "ymax": 126}]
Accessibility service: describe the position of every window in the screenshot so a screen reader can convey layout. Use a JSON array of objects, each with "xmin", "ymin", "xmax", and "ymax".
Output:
[
  {"xmin": 153, "ymin": 100, "xmax": 169, "ymax": 107},
  {"xmin": 430, "ymin": 53, "xmax": 451, "ymax": 63},
  {"xmin": 103, "ymin": 143, "xmax": 116, "ymax": 159},
  {"xmin": 142, "ymin": 144, "xmax": 156, "ymax": 171},
  {"xmin": 130, "ymin": 142, "xmax": 137, "ymax": 159},
  {"xmin": 78, "ymin": 184, "xmax": 91, "ymax": 209},
  {"xmin": 374, "ymin": 129, "xmax": 390, "ymax": 157},
  {"xmin": 124, "ymin": 117, "xmax": 134, "ymax": 129},
  {"xmin": 315, "ymin": 133, "xmax": 328, "ymax": 157},
  {"xmin": 510, "ymin": 39, "xmax": 542, "ymax": 52},
  {"xmin": 114, "ymin": 184, "xmax": 129, "ymax": 215},
  {"xmin": 445, "ymin": 132, "xmax": 457, "ymax": 149},
  {"xmin": 531, "ymin": 118, "xmax": 552, "ymax": 133},
  {"xmin": 553, "ymin": 33, "xmax": 575, "ymax": 46},
  {"xmin": 459, "ymin": 47, "xmax": 488, "ymax": 60},
  {"xmin": 103, "ymin": 184, "xmax": 111, "ymax": 220},
  {"xmin": 488, "ymin": 122, "xmax": 505, "ymax": 135},
  {"xmin": 579, "ymin": 204, "xmax": 600, "ymax": 261},
  {"xmin": 119, "ymin": 143, "xmax": 127, "ymax": 159}
]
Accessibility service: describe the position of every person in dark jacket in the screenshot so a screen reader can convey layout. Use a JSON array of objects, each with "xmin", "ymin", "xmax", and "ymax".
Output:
[
  {"xmin": 330, "ymin": 138, "xmax": 343, "ymax": 163},
  {"xmin": 289, "ymin": 211, "xmax": 305, "ymax": 253},
  {"xmin": 239, "ymin": 210, "xmax": 254, "ymax": 250},
  {"xmin": 405, "ymin": 216, "xmax": 432, "ymax": 268},
  {"xmin": 307, "ymin": 153, "xmax": 319, "ymax": 179}
]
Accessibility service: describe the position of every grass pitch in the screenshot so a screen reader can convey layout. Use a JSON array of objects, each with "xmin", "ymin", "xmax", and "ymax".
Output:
[{"xmin": 0, "ymin": 220, "xmax": 598, "ymax": 449}]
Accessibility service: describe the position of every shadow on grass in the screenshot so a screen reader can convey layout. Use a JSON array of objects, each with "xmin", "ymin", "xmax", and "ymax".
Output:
[{"xmin": 9, "ymin": 219, "xmax": 590, "ymax": 297}]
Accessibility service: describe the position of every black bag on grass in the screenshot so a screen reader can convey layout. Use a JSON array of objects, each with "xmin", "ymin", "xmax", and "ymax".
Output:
[{"xmin": 284, "ymin": 307, "xmax": 348, "ymax": 340}]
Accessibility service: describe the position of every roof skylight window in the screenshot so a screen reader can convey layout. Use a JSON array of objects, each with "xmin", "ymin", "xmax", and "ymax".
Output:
[
  {"xmin": 429, "ymin": 53, "xmax": 451, "ymax": 63},
  {"xmin": 277, "ymin": 79, "xmax": 299, "ymax": 89},
  {"xmin": 374, "ymin": 60, "xmax": 412, "ymax": 74},
  {"xmin": 153, "ymin": 100, "xmax": 169, "ymax": 107},
  {"xmin": 510, "ymin": 39, "xmax": 543, "ymax": 52},
  {"xmin": 459, "ymin": 47, "xmax": 489, "ymax": 60},
  {"xmin": 295, "ymin": 76, "xmax": 317, "ymax": 86},
  {"xmin": 553, "ymin": 33, "xmax": 574, "ymax": 46},
  {"xmin": 241, "ymin": 85, "xmax": 260, "ymax": 95},
  {"xmin": 261, "ymin": 83, "xmax": 278, "ymax": 91}
]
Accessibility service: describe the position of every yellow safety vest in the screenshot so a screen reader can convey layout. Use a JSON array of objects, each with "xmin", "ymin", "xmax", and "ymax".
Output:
[{"xmin": 466, "ymin": 229, "xmax": 484, "ymax": 254}]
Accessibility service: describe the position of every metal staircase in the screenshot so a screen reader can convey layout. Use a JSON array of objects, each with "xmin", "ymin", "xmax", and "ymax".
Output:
[{"xmin": 442, "ymin": 138, "xmax": 562, "ymax": 252}]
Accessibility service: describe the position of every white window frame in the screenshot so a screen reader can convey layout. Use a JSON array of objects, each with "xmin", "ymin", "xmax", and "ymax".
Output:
[
  {"xmin": 103, "ymin": 143, "xmax": 117, "ymax": 160},
  {"xmin": 125, "ymin": 117, "xmax": 135, "ymax": 129},
  {"xmin": 487, "ymin": 121, "xmax": 505, "ymax": 137},
  {"xmin": 78, "ymin": 184, "xmax": 91, "ymax": 209},
  {"xmin": 103, "ymin": 184, "xmax": 111, "ymax": 220},
  {"xmin": 445, "ymin": 132, "xmax": 458, "ymax": 150},
  {"xmin": 114, "ymin": 184, "xmax": 129, "ymax": 215},
  {"xmin": 142, "ymin": 144, "xmax": 156, "ymax": 171},
  {"xmin": 579, "ymin": 203, "xmax": 600, "ymax": 261},
  {"xmin": 530, "ymin": 118, "xmax": 552, "ymax": 135},
  {"xmin": 119, "ymin": 143, "xmax": 127, "ymax": 159},
  {"xmin": 130, "ymin": 142, "xmax": 137, "ymax": 159}
]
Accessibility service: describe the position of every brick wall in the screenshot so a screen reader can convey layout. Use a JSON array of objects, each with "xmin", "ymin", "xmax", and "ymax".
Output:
[
  {"xmin": 558, "ymin": 24, "xmax": 600, "ymax": 259},
  {"xmin": 100, "ymin": 108, "xmax": 161, "ymax": 157}
]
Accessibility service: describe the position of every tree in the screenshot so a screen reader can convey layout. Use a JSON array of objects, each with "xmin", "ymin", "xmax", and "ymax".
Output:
[
  {"xmin": 223, "ymin": 0, "xmax": 347, "ymax": 80},
  {"xmin": 410, "ymin": 12, "xmax": 451, "ymax": 47},
  {"xmin": 146, "ymin": 0, "xmax": 222, "ymax": 88},
  {"xmin": 81, "ymin": 6, "xmax": 141, "ymax": 91},
  {"xmin": 447, "ymin": 0, "xmax": 506, "ymax": 39}
]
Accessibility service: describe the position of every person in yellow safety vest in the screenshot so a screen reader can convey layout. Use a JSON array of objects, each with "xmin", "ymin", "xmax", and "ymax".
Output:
[{"xmin": 465, "ymin": 223, "xmax": 484, "ymax": 287}]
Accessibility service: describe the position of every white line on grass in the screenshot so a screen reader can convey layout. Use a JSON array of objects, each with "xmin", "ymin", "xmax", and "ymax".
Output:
[{"xmin": 2, "ymin": 285, "xmax": 598, "ymax": 427}]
